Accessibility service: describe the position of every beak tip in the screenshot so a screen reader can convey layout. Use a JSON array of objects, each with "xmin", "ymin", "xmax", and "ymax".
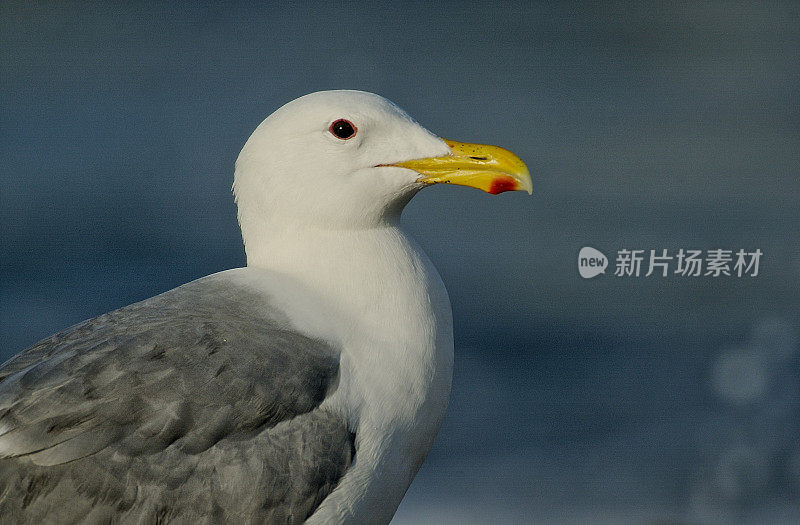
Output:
[
  {"xmin": 519, "ymin": 171, "xmax": 533, "ymax": 195},
  {"xmin": 523, "ymin": 179, "xmax": 533, "ymax": 195}
]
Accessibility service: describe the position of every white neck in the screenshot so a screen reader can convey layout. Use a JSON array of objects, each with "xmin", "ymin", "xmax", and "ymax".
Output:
[{"xmin": 245, "ymin": 223, "xmax": 454, "ymax": 523}]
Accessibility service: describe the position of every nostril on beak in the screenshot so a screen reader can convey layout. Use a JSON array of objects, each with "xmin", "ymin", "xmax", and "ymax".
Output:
[{"xmin": 469, "ymin": 156, "xmax": 488, "ymax": 161}]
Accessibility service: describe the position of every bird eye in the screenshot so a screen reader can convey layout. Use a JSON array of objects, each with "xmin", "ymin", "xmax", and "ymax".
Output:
[{"xmin": 329, "ymin": 119, "xmax": 357, "ymax": 140}]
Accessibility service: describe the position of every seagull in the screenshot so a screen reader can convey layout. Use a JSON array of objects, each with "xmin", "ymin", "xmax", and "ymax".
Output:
[{"xmin": 0, "ymin": 90, "xmax": 531, "ymax": 523}]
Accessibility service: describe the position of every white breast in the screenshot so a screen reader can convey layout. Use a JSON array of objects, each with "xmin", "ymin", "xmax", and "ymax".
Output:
[{"xmin": 243, "ymin": 225, "xmax": 454, "ymax": 523}]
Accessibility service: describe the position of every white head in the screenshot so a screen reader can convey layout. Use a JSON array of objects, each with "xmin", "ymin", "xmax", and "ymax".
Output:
[{"xmin": 233, "ymin": 90, "xmax": 531, "ymax": 258}]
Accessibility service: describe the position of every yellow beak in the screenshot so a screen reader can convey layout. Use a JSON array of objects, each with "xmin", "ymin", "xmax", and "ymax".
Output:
[{"xmin": 391, "ymin": 139, "xmax": 532, "ymax": 195}]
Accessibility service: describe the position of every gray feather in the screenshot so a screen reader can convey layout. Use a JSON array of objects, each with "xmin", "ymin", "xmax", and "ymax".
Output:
[{"xmin": 0, "ymin": 270, "xmax": 354, "ymax": 523}]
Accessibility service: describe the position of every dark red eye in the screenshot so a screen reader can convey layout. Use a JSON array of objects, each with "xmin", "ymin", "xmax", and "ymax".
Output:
[{"xmin": 329, "ymin": 119, "xmax": 357, "ymax": 140}]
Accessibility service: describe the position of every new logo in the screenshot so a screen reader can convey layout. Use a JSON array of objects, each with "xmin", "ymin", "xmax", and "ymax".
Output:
[{"xmin": 578, "ymin": 247, "xmax": 608, "ymax": 279}]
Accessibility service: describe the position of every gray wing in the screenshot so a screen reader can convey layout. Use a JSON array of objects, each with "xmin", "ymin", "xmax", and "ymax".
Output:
[{"xmin": 0, "ymin": 271, "xmax": 354, "ymax": 524}]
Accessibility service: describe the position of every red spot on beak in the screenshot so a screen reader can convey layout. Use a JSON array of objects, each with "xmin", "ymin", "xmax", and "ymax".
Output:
[{"xmin": 489, "ymin": 176, "xmax": 518, "ymax": 195}]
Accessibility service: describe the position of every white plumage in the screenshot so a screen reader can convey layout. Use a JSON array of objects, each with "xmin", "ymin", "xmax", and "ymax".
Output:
[{"xmin": 235, "ymin": 91, "xmax": 455, "ymax": 521}]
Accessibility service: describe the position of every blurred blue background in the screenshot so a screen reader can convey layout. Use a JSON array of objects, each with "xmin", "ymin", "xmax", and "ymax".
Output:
[{"xmin": 1, "ymin": 2, "xmax": 799, "ymax": 523}]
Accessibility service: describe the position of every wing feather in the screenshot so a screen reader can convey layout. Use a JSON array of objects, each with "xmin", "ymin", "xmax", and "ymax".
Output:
[{"xmin": 0, "ymin": 270, "xmax": 353, "ymax": 523}]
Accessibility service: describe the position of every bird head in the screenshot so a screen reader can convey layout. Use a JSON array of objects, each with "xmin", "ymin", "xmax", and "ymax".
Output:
[{"xmin": 234, "ymin": 90, "xmax": 530, "ymax": 239}]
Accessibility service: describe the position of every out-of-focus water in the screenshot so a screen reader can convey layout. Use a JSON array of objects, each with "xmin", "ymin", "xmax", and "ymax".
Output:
[{"xmin": 2, "ymin": 2, "xmax": 799, "ymax": 523}]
